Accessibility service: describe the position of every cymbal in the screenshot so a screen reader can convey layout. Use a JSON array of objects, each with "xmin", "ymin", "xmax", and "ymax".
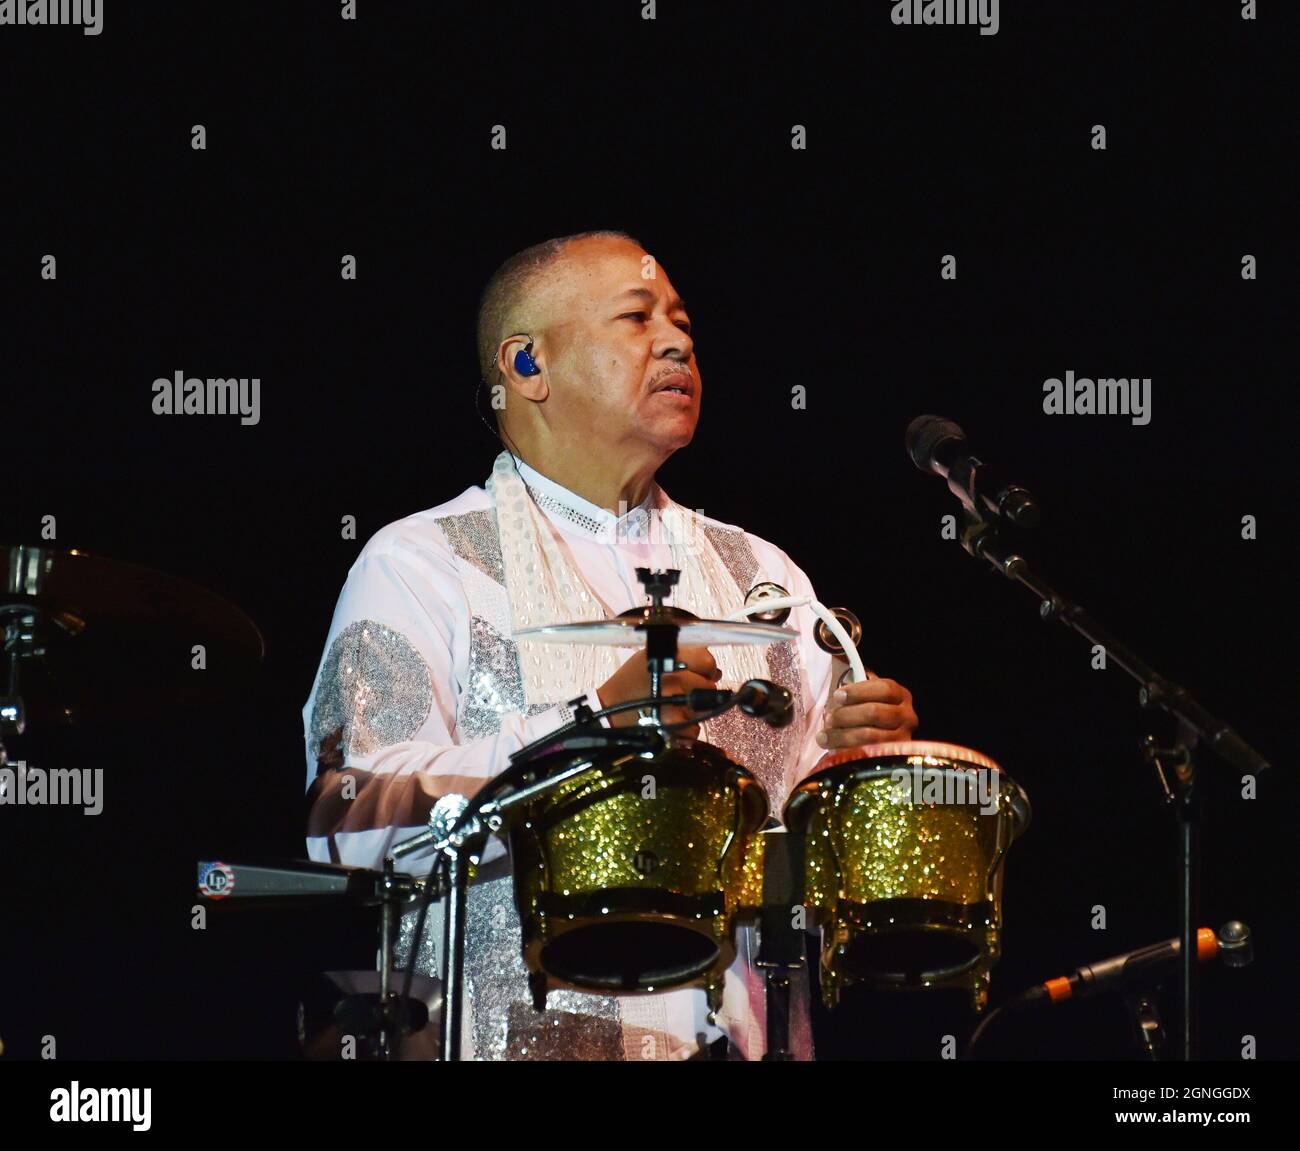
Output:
[
  {"xmin": 516, "ymin": 605, "xmax": 796, "ymax": 648},
  {"xmin": 1, "ymin": 544, "xmax": 265, "ymax": 724}
]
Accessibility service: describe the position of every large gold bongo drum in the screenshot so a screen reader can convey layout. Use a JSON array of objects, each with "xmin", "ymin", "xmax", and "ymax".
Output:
[
  {"xmin": 507, "ymin": 739, "xmax": 767, "ymax": 1010},
  {"xmin": 783, "ymin": 741, "xmax": 1030, "ymax": 1011}
]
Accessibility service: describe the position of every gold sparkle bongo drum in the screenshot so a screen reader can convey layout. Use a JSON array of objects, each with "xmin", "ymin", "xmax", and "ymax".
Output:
[
  {"xmin": 783, "ymin": 741, "xmax": 1030, "ymax": 1011},
  {"xmin": 507, "ymin": 739, "xmax": 767, "ymax": 1011}
]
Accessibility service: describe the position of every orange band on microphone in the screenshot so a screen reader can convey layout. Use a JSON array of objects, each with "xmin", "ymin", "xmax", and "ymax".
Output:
[
  {"xmin": 1045, "ymin": 976, "xmax": 1073, "ymax": 1002},
  {"xmin": 1197, "ymin": 927, "xmax": 1218, "ymax": 962}
]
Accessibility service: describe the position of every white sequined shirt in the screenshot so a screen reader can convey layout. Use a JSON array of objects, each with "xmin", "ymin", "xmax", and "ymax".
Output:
[{"xmin": 302, "ymin": 458, "xmax": 836, "ymax": 1059}]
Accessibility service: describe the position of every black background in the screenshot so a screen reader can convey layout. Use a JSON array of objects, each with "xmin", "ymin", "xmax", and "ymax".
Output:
[{"xmin": 0, "ymin": 0, "xmax": 1294, "ymax": 1061}]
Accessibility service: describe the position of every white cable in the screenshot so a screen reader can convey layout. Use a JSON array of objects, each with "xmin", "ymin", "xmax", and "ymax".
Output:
[{"xmin": 724, "ymin": 595, "xmax": 868, "ymax": 684}]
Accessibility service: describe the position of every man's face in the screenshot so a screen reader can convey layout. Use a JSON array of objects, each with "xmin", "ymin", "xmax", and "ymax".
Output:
[{"xmin": 534, "ymin": 238, "xmax": 700, "ymax": 456}]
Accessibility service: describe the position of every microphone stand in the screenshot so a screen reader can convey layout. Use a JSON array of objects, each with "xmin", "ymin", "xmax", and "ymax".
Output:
[
  {"xmin": 956, "ymin": 511, "xmax": 1270, "ymax": 1061},
  {"xmin": 754, "ymin": 827, "xmax": 806, "ymax": 1060}
]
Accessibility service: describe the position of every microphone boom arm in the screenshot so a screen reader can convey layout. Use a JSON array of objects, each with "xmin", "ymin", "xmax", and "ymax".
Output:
[{"xmin": 960, "ymin": 514, "xmax": 1269, "ymax": 777}]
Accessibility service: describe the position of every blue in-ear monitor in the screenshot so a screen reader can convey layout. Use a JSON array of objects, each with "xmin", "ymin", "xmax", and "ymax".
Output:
[{"xmin": 514, "ymin": 346, "xmax": 540, "ymax": 376}]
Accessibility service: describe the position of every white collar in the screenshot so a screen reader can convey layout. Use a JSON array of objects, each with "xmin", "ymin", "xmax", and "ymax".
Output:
[{"xmin": 511, "ymin": 457, "xmax": 662, "ymax": 540}]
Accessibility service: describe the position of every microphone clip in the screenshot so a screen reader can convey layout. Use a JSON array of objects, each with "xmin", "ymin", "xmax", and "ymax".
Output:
[{"xmin": 948, "ymin": 454, "xmax": 1040, "ymax": 531}]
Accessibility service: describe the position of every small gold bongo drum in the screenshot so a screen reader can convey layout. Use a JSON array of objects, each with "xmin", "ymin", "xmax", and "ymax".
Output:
[
  {"xmin": 507, "ymin": 739, "xmax": 767, "ymax": 1011},
  {"xmin": 783, "ymin": 741, "xmax": 1030, "ymax": 1011}
]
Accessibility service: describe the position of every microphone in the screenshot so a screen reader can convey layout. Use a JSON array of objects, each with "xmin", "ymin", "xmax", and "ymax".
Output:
[
  {"xmin": 905, "ymin": 414, "xmax": 1041, "ymax": 528},
  {"xmin": 736, "ymin": 678, "xmax": 796, "ymax": 727},
  {"xmin": 1010, "ymin": 924, "xmax": 1249, "ymax": 1009},
  {"xmin": 688, "ymin": 680, "xmax": 795, "ymax": 728}
]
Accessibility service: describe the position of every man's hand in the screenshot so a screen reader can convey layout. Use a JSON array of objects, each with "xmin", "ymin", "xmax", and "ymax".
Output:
[
  {"xmin": 597, "ymin": 645, "xmax": 721, "ymax": 738},
  {"xmin": 815, "ymin": 675, "xmax": 918, "ymax": 749}
]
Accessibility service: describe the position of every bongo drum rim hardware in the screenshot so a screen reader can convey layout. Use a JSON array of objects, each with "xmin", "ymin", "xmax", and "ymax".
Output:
[
  {"xmin": 527, "ymin": 888, "xmax": 732, "ymax": 993},
  {"xmin": 826, "ymin": 898, "xmax": 1003, "ymax": 990}
]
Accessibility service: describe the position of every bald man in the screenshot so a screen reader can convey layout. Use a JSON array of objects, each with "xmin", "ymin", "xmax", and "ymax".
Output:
[{"xmin": 302, "ymin": 230, "xmax": 918, "ymax": 1060}]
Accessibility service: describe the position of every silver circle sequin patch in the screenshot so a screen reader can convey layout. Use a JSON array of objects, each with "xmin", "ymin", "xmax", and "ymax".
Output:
[{"xmin": 310, "ymin": 619, "xmax": 434, "ymax": 760}]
